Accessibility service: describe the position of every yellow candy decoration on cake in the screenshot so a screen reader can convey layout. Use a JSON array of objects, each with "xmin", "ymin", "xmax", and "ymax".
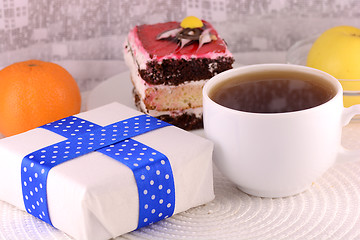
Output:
[{"xmin": 180, "ymin": 16, "xmax": 203, "ymax": 29}]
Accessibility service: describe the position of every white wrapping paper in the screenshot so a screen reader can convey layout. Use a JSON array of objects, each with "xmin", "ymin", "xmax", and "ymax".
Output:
[{"xmin": 0, "ymin": 102, "xmax": 214, "ymax": 240}]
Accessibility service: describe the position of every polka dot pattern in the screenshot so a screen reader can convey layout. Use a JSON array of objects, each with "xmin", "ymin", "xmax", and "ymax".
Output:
[
  {"xmin": 99, "ymin": 138, "xmax": 175, "ymax": 228},
  {"xmin": 41, "ymin": 117, "xmax": 99, "ymax": 138},
  {"xmin": 21, "ymin": 114, "xmax": 174, "ymax": 228}
]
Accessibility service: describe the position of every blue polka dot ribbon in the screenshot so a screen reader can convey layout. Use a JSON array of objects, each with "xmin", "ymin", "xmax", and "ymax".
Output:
[{"xmin": 20, "ymin": 114, "xmax": 175, "ymax": 229}]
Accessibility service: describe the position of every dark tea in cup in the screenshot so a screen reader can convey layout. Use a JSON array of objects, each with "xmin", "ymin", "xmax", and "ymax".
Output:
[{"xmin": 209, "ymin": 70, "xmax": 337, "ymax": 113}]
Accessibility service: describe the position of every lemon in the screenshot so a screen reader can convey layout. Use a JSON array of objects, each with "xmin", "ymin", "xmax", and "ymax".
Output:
[{"xmin": 307, "ymin": 26, "xmax": 360, "ymax": 107}]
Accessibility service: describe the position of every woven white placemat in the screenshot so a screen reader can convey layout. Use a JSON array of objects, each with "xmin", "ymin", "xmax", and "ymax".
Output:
[{"xmin": 1, "ymin": 123, "xmax": 360, "ymax": 240}]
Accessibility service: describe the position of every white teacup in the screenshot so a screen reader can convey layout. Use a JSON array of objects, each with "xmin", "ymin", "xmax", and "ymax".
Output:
[{"xmin": 203, "ymin": 64, "xmax": 360, "ymax": 198}]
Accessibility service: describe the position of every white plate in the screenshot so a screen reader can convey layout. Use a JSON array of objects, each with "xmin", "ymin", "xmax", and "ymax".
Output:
[
  {"xmin": 86, "ymin": 50, "xmax": 245, "ymax": 110},
  {"xmin": 86, "ymin": 55, "xmax": 243, "ymax": 137},
  {"xmin": 86, "ymin": 71, "xmax": 206, "ymax": 136},
  {"xmin": 86, "ymin": 55, "xmax": 244, "ymax": 137},
  {"xmin": 86, "ymin": 71, "xmax": 135, "ymax": 111},
  {"xmin": 86, "ymin": 58, "xmax": 243, "ymax": 112}
]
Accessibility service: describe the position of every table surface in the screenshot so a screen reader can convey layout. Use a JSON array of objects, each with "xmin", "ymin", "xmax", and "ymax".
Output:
[
  {"xmin": 1, "ymin": 53, "xmax": 360, "ymax": 239},
  {"xmin": 1, "ymin": 120, "xmax": 360, "ymax": 240}
]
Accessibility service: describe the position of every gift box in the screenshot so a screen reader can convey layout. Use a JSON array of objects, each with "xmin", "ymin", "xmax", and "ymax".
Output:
[{"xmin": 0, "ymin": 102, "xmax": 214, "ymax": 240}]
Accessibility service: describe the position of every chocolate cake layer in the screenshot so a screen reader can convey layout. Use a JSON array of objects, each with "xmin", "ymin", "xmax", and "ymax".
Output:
[{"xmin": 140, "ymin": 57, "xmax": 234, "ymax": 85}]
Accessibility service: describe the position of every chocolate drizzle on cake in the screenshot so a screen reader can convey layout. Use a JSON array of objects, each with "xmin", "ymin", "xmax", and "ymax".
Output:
[{"xmin": 156, "ymin": 17, "xmax": 217, "ymax": 52}]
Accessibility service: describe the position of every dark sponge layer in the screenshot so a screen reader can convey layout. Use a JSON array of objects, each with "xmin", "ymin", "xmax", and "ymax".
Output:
[
  {"xmin": 133, "ymin": 88, "xmax": 203, "ymax": 130},
  {"xmin": 157, "ymin": 114, "xmax": 203, "ymax": 131},
  {"xmin": 140, "ymin": 57, "xmax": 234, "ymax": 85}
]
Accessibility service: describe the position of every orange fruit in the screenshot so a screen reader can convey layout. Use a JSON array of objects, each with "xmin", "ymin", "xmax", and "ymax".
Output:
[{"xmin": 0, "ymin": 60, "xmax": 81, "ymax": 137}]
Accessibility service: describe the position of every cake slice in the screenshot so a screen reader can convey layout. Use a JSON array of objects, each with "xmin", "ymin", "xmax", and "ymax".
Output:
[{"xmin": 124, "ymin": 16, "xmax": 234, "ymax": 130}]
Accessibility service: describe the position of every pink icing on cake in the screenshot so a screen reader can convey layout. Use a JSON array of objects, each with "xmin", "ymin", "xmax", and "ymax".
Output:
[{"xmin": 128, "ymin": 20, "xmax": 232, "ymax": 62}]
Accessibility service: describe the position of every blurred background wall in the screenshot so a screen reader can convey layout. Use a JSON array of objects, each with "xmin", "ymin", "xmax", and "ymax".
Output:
[{"xmin": 0, "ymin": 0, "xmax": 359, "ymax": 91}]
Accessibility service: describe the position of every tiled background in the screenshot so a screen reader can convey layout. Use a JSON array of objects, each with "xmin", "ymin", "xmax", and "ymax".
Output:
[{"xmin": 0, "ymin": 0, "xmax": 359, "ymax": 91}]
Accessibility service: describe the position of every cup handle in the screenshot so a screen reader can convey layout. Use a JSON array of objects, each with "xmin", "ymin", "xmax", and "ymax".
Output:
[{"xmin": 338, "ymin": 105, "xmax": 360, "ymax": 161}]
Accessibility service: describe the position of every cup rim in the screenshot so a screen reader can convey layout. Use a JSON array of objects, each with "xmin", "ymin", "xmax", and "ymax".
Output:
[{"xmin": 203, "ymin": 63, "xmax": 343, "ymax": 116}]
